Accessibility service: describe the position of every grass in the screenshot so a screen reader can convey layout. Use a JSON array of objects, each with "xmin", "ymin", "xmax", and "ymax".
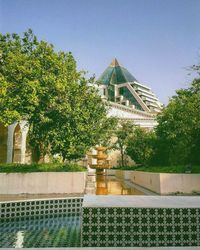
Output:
[
  {"xmin": 113, "ymin": 165, "xmax": 200, "ymax": 173},
  {"xmin": 0, "ymin": 163, "xmax": 86, "ymax": 173}
]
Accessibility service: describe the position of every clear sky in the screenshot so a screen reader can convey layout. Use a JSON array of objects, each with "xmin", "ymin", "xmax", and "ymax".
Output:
[{"xmin": 1, "ymin": 0, "xmax": 200, "ymax": 104}]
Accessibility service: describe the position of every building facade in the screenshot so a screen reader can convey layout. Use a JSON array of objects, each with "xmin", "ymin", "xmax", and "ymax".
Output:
[{"xmin": 97, "ymin": 58, "xmax": 162, "ymax": 129}]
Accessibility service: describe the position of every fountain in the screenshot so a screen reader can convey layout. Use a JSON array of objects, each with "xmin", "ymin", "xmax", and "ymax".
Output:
[{"xmin": 87, "ymin": 146, "xmax": 111, "ymax": 174}]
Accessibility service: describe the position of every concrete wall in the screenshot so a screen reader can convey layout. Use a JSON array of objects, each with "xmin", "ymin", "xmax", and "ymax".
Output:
[
  {"xmin": 131, "ymin": 171, "xmax": 161, "ymax": 193},
  {"xmin": 115, "ymin": 170, "xmax": 124, "ymax": 179},
  {"xmin": 159, "ymin": 173, "xmax": 200, "ymax": 194},
  {"xmin": 113, "ymin": 170, "xmax": 133, "ymax": 180},
  {"xmin": 108, "ymin": 170, "xmax": 200, "ymax": 194},
  {"xmin": 131, "ymin": 171, "xmax": 200, "ymax": 194},
  {"xmin": 0, "ymin": 172, "xmax": 86, "ymax": 195},
  {"xmin": 123, "ymin": 171, "xmax": 133, "ymax": 180},
  {"xmin": 106, "ymin": 169, "xmax": 116, "ymax": 176},
  {"xmin": 107, "ymin": 170, "xmax": 133, "ymax": 180}
]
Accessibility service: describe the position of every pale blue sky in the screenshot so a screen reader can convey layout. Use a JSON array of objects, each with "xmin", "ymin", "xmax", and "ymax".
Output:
[{"xmin": 1, "ymin": 0, "xmax": 200, "ymax": 104}]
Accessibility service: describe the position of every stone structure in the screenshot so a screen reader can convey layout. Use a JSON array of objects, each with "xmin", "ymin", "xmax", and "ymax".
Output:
[
  {"xmin": 0, "ymin": 121, "xmax": 30, "ymax": 164},
  {"xmin": 88, "ymin": 146, "xmax": 111, "ymax": 172},
  {"xmin": 0, "ymin": 59, "xmax": 161, "ymax": 164},
  {"xmin": 0, "ymin": 172, "xmax": 86, "ymax": 195}
]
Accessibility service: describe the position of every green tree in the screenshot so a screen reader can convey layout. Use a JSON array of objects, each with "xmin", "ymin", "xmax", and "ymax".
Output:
[
  {"xmin": 155, "ymin": 78, "xmax": 200, "ymax": 166},
  {"xmin": 47, "ymin": 82, "xmax": 117, "ymax": 161},
  {"xmin": 126, "ymin": 127, "xmax": 156, "ymax": 166},
  {"xmin": 112, "ymin": 121, "xmax": 135, "ymax": 167},
  {"xmin": 0, "ymin": 30, "xmax": 40, "ymax": 125},
  {"xmin": 0, "ymin": 30, "xmax": 115, "ymax": 162}
]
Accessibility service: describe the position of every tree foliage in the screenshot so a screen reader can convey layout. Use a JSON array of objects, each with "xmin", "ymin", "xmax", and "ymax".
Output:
[
  {"xmin": 126, "ymin": 127, "xmax": 156, "ymax": 166},
  {"xmin": 125, "ymin": 65, "xmax": 200, "ymax": 167},
  {"xmin": 0, "ymin": 29, "xmax": 115, "ymax": 162},
  {"xmin": 112, "ymin": 121, "xmax": 135, "ymax": 167},
  {"xmin": 155, "ymin": 78, "xmax": 200, "ymax": 165}
]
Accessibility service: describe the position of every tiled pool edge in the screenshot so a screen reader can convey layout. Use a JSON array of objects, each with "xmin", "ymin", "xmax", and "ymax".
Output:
[
  {"xmin": 1, "ymin": 195, "xmax": 200, "ymax": 248},
  {"xmin": 0, "ymin": 197, "xmax": 83, "ymax": 221},
  {"xmin": 1, "ymin": 247, "xmax": 200, "ymax": 250},
  {"xmin": 81, "ymin": 195, "xmax": 200, "ymax": 247}
]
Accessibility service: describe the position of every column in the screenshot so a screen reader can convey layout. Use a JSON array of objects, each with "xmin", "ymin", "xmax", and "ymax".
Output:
[
  {"xmin": 19, "ymin": 120, "xmax": 29, "ymax": 164},
  {"xmin": 6, "ymin": 122, "xmax": 17, "ymax": 163}
]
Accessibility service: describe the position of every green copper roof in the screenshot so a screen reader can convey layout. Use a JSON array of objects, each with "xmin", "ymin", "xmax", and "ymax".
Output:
[{"xmin": 97, "ymin": 58, "xmax": 137, "ymax": 85}]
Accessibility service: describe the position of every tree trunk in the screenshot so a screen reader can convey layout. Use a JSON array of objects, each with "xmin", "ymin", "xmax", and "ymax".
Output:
[
  {"xmin": 120, "ymin": 147, "xmax": 124, "ymax": 167},
  {"xmin": 31, "ymin": 145, "xmax": 41, "ymax": 163}
]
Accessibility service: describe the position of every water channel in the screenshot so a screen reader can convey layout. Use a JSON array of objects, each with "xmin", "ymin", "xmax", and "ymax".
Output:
[{"xmin": 85, "ymin": 174, "xmax": 146, "ymax": 195}]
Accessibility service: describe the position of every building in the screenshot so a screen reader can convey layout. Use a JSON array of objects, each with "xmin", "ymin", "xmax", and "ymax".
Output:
[{"xmin": 97, "ymin": 58, "xmax": 162, "ymax": 129}]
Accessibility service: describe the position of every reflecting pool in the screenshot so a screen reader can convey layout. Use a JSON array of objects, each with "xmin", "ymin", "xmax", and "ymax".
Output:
[{"xmin": 86, "ymin": 175, "xmax": 145, "ymax": 195}]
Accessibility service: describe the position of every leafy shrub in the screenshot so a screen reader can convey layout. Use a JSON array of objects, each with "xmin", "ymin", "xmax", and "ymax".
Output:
[{"xmin": 0, "ymin": 163, "xmax": 86, "ymax": 173}]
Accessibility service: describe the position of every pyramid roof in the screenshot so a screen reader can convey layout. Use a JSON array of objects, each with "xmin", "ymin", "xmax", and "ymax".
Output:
[{"xmin": 97, "ymin": 58, "xmax": 137, "ymax": 85}]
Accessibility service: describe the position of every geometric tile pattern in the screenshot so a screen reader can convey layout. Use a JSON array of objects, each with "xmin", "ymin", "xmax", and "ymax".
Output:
[
  {"xmin": 81, "ymin": 207, "xmax": 200, "ymax": 247},
  {"xmin": 0, "ymin": 198, "xmax": 83, "ymax": 222}
]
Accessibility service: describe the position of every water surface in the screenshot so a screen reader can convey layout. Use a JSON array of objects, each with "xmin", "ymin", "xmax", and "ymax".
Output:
[
  {"xmin": 86, "ymin": 175, "xmax": 145, "ymax": 195},
  {"xmin": 0, "ymin": 214, "xmax": 80, "ymax": 248}
]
